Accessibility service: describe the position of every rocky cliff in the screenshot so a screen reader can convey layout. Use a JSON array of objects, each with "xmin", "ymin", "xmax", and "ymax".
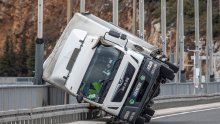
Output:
[
  {"xmin": 0, "ymin": 0, "xmax": 67, "ymax": 55},
  {"xmin": 0, "ymin": 0, "xmax": 220, "ymax": 78},
  {"xmin": 0, "ymin": 0, "xmax": 170, "ymax": 54}
]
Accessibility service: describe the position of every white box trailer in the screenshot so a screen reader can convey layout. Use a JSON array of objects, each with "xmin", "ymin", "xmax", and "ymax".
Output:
[{"xmin": 43, "ymin": 13, "xmax": 178, "ymax": 124}]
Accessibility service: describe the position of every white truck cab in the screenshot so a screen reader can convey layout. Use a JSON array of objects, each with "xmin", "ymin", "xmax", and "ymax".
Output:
[{"xmin": 43, "ymin": 13, "xmax": 178, "ymax": 124}]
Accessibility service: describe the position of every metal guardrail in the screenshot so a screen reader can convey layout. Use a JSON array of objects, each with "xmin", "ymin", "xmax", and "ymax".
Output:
[
  {"xmin": 0, "ymin": 77, "xmax": 33, "ymax": 85},
  {"xmin": 1, "ymin": 94, "xmax": 220, "ymax": 124},
  {"xmin": 154, "ymin": 93, "xmax": 220, "ymax": 110},
  {"xmin": 0, "ymin": 80, "xmax": 220, "ymax": 111},
  {"xmin": 0, "ymin": 85, "xmax": 48, "ymax": 111},
  {"xmin": 0, "ymin": 79, "xmax": 220, "ymax": 123},
  {"xmin": 0, "ymin": 103, "xmax": 98, "ymax": 124},
  {"xmin": 0, "ymin": 84, "xmax": 78, "ymax": 111},
  {"xmin": 159, "ymin": 82, "xmax": 220, "ymax": 97}
]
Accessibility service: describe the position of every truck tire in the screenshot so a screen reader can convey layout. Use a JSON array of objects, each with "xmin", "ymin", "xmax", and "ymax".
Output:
[
  {"xmin": 147, "ymin": 100, "xmax": 154, "ymax": 107},
  {"xmin": 142, "ymin": 107, "xmax": 155, "ymax": 117},
  {"xmin": 160, "ymin": 65, "xmax": 175, "ymax": 80},
  {"xmin": 153, "ymin": 87, "xmax": 160, "ymax": 98},
  {"xmin": 135, "ymin": 116, "xmax": 145, "ymax": 124},
  {"xmin": 143, "ymin": 114, "xmax": 151, "ymax": 123}
]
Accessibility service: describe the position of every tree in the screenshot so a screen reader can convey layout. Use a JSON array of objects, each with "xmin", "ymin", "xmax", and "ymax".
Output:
[
  {"xmin": 27, "ymin": 36, "xmax": 35, "ymax": 76},
  {"xmin": 0, "ymin": 36, "xmax": 17, "ymax": 76},
  {"xmin": 16, "ymin": 32, "xmax": 28, "ymax": 76}
]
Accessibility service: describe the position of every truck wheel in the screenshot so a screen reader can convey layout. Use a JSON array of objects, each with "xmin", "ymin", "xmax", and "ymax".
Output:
[
  {"xmin": 143, "ymin": 114, "xmax": 151, "ymax": 123},
  {"xmin": 142, "ymin": 107, "xmax": 155, "ymax": 117},
  {"xmin": 76, "ymin": 93, "xmax": 83, "ymax": 103},
  {"xmin": 135, "ymin": 116, "xmax": 145, "ymax": 124},
  {"xmin": 153, "ymin": 87, "xmax": 160, "ymax": 98},
  {"xmin": 147, "ymin": 100, "xmax": 154, "ymax": 107},
  {"xmin": 160, "ymin": 65, "xmax": 175, "ymax": 80}
]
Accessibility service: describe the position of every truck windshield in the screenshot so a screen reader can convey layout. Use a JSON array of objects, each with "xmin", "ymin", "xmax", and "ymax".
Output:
[{"xmin": 78, "ymin": 45, "xmax": 124, "ymax": 103}]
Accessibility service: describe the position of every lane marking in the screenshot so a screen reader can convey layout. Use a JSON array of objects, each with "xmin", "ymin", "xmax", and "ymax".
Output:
[{"xmin": 152, "ymin": 106, "xmax": 220, "ymax": 120}]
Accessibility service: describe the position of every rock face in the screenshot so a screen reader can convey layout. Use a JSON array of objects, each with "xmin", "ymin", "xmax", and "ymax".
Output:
[
  {"xmin": 0, "ymin": 0, "xmax": 220, "ymax": 79},
  {"xmin": 0, "ymin": 0, "xmax": 67, "ymax": 55},
  {"xmin": 0, "ymin": 0, "xmax": 171, "ymax": 54}
]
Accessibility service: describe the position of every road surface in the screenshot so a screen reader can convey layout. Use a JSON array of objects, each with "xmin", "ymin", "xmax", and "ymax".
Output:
[{"xmin": 151, "ymin": 102, "xmax": 220, "ymax": 124}]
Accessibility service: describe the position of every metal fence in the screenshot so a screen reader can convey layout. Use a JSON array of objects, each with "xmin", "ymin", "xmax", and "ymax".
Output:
[
  {"xmin": 0, "ymin": 77, "xmax": 220, "ymax": 112},
  {"xmin": 0, "ymin": 77, "xmax": 33, "ymax": 85},
  {"xmin": 0, "ymin": 85, "xmax": 48, "ymax": 111},
  {"xmin": 47, "ymin": 85, "xmax": 77, "ymax": 105},
  {"xmin": 0, "ymin": 103, "xmax": 98, "ymax": 124},
  {"xmin": 159, "ymin": 82, "xmax": 220, "ymax": 97},
  {"xmin": 0, "ymin": 85, "xmax": 77, "ymax": 112}
]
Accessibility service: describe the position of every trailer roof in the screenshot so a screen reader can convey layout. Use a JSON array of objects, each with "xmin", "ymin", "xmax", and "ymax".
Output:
[{"xmin": 81, "ymin": 13, "xmax": 157, "ymax": 51}]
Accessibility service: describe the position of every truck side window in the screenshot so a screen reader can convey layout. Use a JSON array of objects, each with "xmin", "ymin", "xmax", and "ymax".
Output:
[{"xmin": 78, "ymin": 45, "xmax": 124, "ymax": 103}]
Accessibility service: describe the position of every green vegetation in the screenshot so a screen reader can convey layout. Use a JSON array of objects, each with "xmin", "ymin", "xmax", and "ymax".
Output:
[
  {"xmin": 167, "ymin": 0, "xmax": 177, "ymax": 26},
  {"xmin": 0, "ymin": 36, "xmax": 17, "ymax": 76},
  {"xmin": 17, "ymin": 32, "xmax": 28, "ymax": 76},
  {"xmin": 27, "ymin": 36, "xmax": 35, "ymax": 77},
  {"xmin": 0, "ymin": 34, "xmax": 35, "ymax": 77}
]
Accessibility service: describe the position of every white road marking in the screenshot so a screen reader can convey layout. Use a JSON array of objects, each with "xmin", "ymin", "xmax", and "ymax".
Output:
[{"xmin": 152, "ymin": 106, "xmax": 220, "ymax": 120}]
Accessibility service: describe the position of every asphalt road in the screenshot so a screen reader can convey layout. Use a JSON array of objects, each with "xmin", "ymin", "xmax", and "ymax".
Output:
[{"xmin": 150, "ymin": 106, "xmax": 220, "ymax": 124}]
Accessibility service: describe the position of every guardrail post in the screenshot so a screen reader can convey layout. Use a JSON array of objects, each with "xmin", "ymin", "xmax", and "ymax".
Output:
[
  {"xmin": 80, "ymin": 0, "xmax": 85, "ymax": 13},
  {"xmin": 35, "ymin": 0, "xmax": 44, "ymax": 85},
  {"xmin": 139, "ymin": 0, "xmax": 144, "ymax": 39},
  {"xmin": 175, "ymin": 83, "xmax": 178, "ymax": 95},
  {"xmin": 218, "ymin": 83, "xmax": 220, "ymax": 93},
  {"xmin": 205, "ymin": 82, "xmax": 208, "ymax": 94},
  {"xmin": 113, "ymin": 0, "xmax": 118, "ymax": 25}
]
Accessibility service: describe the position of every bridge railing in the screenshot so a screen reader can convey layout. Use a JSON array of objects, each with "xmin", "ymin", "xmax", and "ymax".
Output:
[
  {"xmin": 0, "ymin": 103, "xmax": 98, "ymax": 124},
  {"xmin": 0, "ymin": 84, "xmax": 78, "ymax": 112},
  {"xmin": 0, "ymin": 85, "xmax": 47, "ymax": 111},
  {"xmin": 0, "ymin": 77, "xmax": 220, "ymax": 112},
  {"xmin": 0, "ymin": 77, "xmax": 33, "ymax": 85},
  {"xmin": 159, "ymin": 82, "xmax": 220, "ymax": 97}
]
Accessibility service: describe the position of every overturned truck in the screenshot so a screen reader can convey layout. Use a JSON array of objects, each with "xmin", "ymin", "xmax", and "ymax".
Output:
[{"xmin": 43, "ymin": 13, "xmax": 178, "ymax": 124}]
